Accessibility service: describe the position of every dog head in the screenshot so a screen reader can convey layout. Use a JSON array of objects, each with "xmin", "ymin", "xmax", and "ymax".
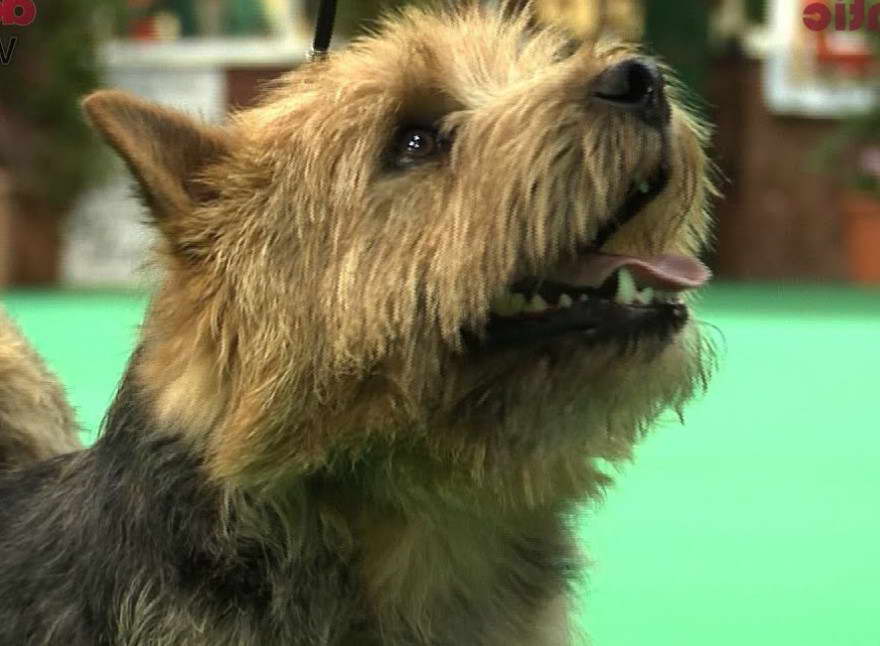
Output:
[{"xmin": 85, "ymin": 4, "xmax": 714, "ymax": 505}]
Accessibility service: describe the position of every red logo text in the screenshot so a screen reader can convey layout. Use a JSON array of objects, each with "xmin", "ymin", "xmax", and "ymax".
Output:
[
  {"xmin": 803, "ymin": 1, "xmax": 880, "ymax": 30},
  {"xmin": 0, "ymin": 0, "xmax": 37, "ymax": 27}
]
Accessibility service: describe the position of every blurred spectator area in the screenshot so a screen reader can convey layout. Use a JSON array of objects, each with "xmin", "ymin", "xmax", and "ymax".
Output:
[
  {"xmin": 0, "ymin": 1, "xmax": 870, "ymax": 285},
  {"xmin": 711, "ymin": 55, "xmax": 847, "ymax": 280},
  {"xmin": 61, "ymin": 1, "xmax": 314, "ymax": 287}
]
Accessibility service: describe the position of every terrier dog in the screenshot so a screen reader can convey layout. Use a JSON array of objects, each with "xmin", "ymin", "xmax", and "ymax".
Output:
[{"xmin": 0, "ymin": 4, "xmax": 713, "ymax": 644}]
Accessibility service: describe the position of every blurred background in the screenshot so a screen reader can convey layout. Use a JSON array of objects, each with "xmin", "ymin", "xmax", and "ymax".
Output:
[{"xmin": 1, "ymin": 1, "xmax": 878, "ymax": 645}]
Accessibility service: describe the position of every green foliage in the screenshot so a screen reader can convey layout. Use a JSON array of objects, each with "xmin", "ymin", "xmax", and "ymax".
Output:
[
  {"xmin": 222, "ymin": 0, "xmax": 270, "ymax": 36},
  {"xmin": 0, "ymin": 0, "xmax": 123, "ymax": 212},
  {"xmin": 304, "ymin": 0, "xmax": 431, "ymax": 38},
  {"xmin": 745, "ymin": 0, "xmax": 767, "ymax": 24},
  {"xmin": 643, "ymin": 0, "xmax": 711, "ymax": 99}
]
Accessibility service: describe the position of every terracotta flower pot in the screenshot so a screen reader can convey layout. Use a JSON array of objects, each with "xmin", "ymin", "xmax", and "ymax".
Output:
[
  {"xmin": 0, "ymin": 172, "xmax": 11, "ymax": 288},
  {"xmin": 843, "ymin": 191, "xmax": 880, "ymax": 284}
]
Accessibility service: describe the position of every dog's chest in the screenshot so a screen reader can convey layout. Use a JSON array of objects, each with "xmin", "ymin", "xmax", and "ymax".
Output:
[{"xmin": 340, "ymin": 513, "xmax": 573, "ymax": 646}]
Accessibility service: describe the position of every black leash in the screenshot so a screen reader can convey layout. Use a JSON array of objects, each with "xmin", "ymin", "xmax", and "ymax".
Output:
[{"xmin": 309, "ymin": 0, "xmax": 338, "ymax": 61}]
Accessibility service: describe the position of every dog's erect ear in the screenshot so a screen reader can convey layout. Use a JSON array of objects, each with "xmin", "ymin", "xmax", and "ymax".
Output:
[{"xmin": 83, "ymin": 90, "xmax": 230, "ymax": 222}]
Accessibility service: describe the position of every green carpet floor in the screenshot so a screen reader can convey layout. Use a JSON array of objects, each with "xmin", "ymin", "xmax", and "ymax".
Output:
[{"xmin": 2, "ymin": 284, "xmax": 879, "ymax": 646}]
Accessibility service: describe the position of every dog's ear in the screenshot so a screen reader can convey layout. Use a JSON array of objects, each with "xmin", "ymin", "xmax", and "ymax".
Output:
[{"xmin": 83, "ymin": 90, "xmax": 230, "ymax": 223}]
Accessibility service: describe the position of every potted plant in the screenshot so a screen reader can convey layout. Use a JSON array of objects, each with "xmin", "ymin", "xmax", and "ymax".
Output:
[
  {"xmin": 817, "ymin": 101, "xmax": 880, "ymax": 283},
  {"xmin": 843, "ymin": 135, "xmax": 880, "ymax": 282},
  {"xmin": 812, "ymin": 2, "xmax": 880, "ymax": 284},
  {"xmin": 0, "ymin": 171, "xmax": 11, "ymax": 288}
]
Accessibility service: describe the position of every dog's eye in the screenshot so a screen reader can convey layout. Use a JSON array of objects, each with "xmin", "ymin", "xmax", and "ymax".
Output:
[
  {"xmin": 393, "ymin": 127, "xmax": 447, "ymax": 168},
  {"xmin": 402, "ymin": 129, "xmax": 438, "ymax": 157}
]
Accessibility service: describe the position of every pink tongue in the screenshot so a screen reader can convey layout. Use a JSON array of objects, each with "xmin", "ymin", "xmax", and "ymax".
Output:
[{"xmin": 549, "ymin": 253, "xmax": 712, "ymax": 291}]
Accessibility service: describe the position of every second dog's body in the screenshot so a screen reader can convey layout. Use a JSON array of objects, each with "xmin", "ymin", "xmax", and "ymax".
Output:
[{"xmin": 0, "ymin": 308, "xmax": 78, "ymax": 470}]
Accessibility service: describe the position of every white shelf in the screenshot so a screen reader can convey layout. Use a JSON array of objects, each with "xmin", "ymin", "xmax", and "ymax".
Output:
[{"xmin": 101, "ymin": 36, "xmax": 313, "ymax": 70}]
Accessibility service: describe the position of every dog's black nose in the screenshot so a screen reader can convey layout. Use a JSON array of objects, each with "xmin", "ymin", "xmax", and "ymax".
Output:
[{"xmin": 592, "ymin": 59, "xmax": 670, "ymax": 128}]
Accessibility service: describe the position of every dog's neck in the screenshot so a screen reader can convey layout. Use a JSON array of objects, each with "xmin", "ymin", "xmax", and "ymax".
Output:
[{"xmin": 95, "ymin": 370, "xmax": 576, "ymax": 645}]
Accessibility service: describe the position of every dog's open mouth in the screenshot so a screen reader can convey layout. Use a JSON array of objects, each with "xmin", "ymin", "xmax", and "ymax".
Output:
[
  {"xmin": 480, "ymin": 254, "xmax": 709, "ymax": 348},
  {"xmin": 471, "ymin": 164, "xmax": 711, "ymax": 350}
]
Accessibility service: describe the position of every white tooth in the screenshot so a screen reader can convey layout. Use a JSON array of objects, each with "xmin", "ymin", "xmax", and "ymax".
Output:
[
  {"xmin": 525, "ymin": 294, "xmax": 549, "ymax": 313},
  {"xmin": 510, "ymin": 293, "xmax": 527, "ymax": 313},
  {"xmin": 615, "ymin": 268, "xmax": 638, "ymax": 305},
  {"xmin": 639, "ymin": 287, "xmax": 654, "ymax": 304},
  {"xmin": 655, "ymin": 290, "xmax": 680, "ymax": 303},
  {"xmin": 638, "ymin": 180, "xmax": 651, "ymax": 194},
  {"xmin": 558, "ymin": 294, "xmax": 574, "ymax": 308},
  {"xmin": 579, "ymin": 294, "xmax": 589, "ymax": 302},
  {"xmin": 491, "ymin": 294, "xmax": 517, "ymax": 316}
]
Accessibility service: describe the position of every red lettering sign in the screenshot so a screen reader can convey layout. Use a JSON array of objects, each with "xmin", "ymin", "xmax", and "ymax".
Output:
[
  {"xmin": 804, "ymin": 0, "xmax": 880, "ymax": 31},
  {"xmin": 0, "ymin": 0, "xmax": 37, "ymax": 27}
]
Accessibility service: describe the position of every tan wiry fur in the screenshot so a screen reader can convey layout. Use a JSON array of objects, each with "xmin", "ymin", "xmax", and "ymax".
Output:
[
  {"xmin": 0, "ymin": 307, "xmax": 79, "ymax": 469},
  {"xmin": 117, "ymin": 11, "xmax": 712, "ymax": 492},
  {"xmin": 0, "ymin": 3, "xmax": 713, "ymax": 644}
]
